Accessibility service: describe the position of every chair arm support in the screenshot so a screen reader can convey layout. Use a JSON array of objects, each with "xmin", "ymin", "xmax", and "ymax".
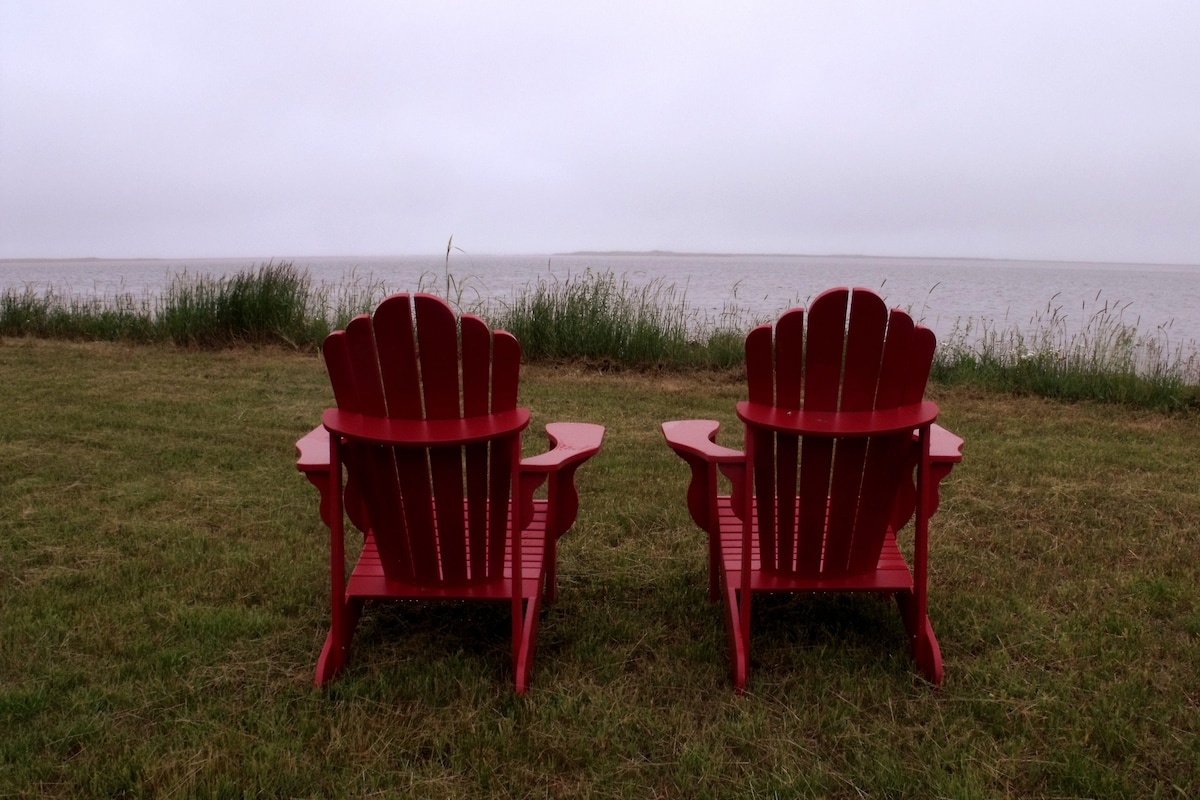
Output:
[
  {"xmin": 662, "ymin": 420, "xmax": 747, "ymax": 532},
  {"xmin": 296, "ymin": 425, "xmax": 334, "ymax": 528},
  {"xmin": 518, "ymin": 422, "xmax": 605, "ymax": 537},
  {"xmin": 893, "ymin": 423, "xmax": 965, "ymax": 529},
  {"xmin": 296, "ymin": 425, "xmax": 369, "ymax": 534}
]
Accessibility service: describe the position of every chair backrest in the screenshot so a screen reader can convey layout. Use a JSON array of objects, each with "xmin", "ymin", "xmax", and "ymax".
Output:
[
  {"xmin": 743, "ymin": 287, "xmax": 936, "ymax": 578},
  {"xmin": 321, "ymin": 293, "xmax": 524, "ymax": 586}
]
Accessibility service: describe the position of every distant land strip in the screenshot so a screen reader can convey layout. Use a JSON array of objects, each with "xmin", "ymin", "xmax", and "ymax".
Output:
[
  {"xmin": 555, "ymin": 250, "xmax": 1002, "ymax": 260},
  {"xmin": 555, "ymin": 250, "xmax": 824, "ymax": 258}
]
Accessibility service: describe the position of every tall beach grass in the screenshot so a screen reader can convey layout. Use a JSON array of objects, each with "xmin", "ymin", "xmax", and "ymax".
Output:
[
  {"xmin": 932, "ymin": 291, "xmax": 1200, "ymax": 408},
  {"xmin": 480, "ymin": 269, "xmax": 747, "ymax": 368},
  {"xmin": 2, "ymin": 262, "xmax": 1196, "ymax": 406},
  {"xmin": 1, "ymin": 262, "xmax": 384, "ymax": 348},
  {"xmin": 0, "ymin": 286, "xmax": 158, "ymax": 342}
]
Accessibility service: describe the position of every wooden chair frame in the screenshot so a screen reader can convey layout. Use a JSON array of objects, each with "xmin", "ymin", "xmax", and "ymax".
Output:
[
  {"xmin": 663, "ymin": 287, "xmax": 963, "ymax": 690},
  {"xmin": 296, "ymin": 293, "xmax": 603, "ymax": 693}
]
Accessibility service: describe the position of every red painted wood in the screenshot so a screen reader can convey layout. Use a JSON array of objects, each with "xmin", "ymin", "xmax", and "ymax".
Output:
[
  {"xmin": 662, "ymin": 287, "xmax": 958, "ymax": 691},
  {"xmin": 657, "ymin": 420, "xmax": 743, "ymax": 464},
  {"xmin": 323, "ymin": 407, "xmax": 530, "ymax": 445},
  {"xmin": 794, "ymin": 432, "xmax": 833, "ymax": 574},
  {"xmin": 305, "ymin": 292, "xmax": 602, "ymax": 693},
  {"xmin": 344, "ymin": 314, "xmax": 387, "ymax": 417},
  {"xmin": 849, "ymin": 434, "xmax": 910, "ymax": 573},
  {"xmin": 321, "ymin": 324, "xmax": 362, "ymax": 413},
  {"xmin": 735, "ymin": 401, "xmax": 938, "ymax": 435},
  {"xmin": 491, "ymin": 332, "xmax": 521, "ymax": 411},
  {"xmin": 460, "ymin": 314, "xmax": 491, "ymax": 417},
  {"xmin": 875, "ymin": 309, "xmax": 916, "ymax": 409},
  {"xmin": 299, "ymin": 423, "xmax": 604, "ymax": 554},
  {"xmin": 414, "ymin": 294, "xmax": 461, "ymax": 419},
  {"xmin": 773, "ymin": 430, "xmax": 798, "ymax": 572},
  {"xmin": 905, "ymin": 328, "xmax": 937, "ymax": 404},
  {"xmin": 372, "ymin": 294, "xmax": 422, "ymax": 419},
  {"xmin": 744, "ymin": 324, "xmax": 774, "ymax": 406},
  {"xmin": 750, "ymin": 429, "xmax": 777, "ymax": 571},
  {"xmin": 840, "ymin": 288, "xmax": 888, "ymax": 411},
  {"xmin": 802, "ymin": 287, "xmax": 848, "ymax": 411},
  {"xmin": 773, "ymin": 307, "xmax": 805, "ymax": 408},
  {"xmin": 662, "ymin": 419, "xmax": 961, "ymax": 529}
]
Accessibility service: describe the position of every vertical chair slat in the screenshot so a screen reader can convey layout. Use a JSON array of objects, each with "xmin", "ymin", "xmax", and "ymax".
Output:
[
  {"xmin": 745, "ymin": 324, "xmax": 774, "ymax": 406},
  {"xmin": 461, "ymin": 314, "xmax": 492, "ymax": 417},
  {"xmin": 415, "ymin": 294, "xmax": 462, "ymax": 420},
  {"xmin": 773, "ymin": 308, "xmax": 805, "ymax": 409},
  {"xmin": 429, "ymin": 445, "xmax": 467, "ymax": 582},
  {"xmin": 491, "ymin": 331, "xmax": 521, "ymax": 413},
  {"xmin": 373, "ymin": 294, "xmax": 423, "ymax": 419},
  {"xmin": 824, "ymin": 437, "xmax": 869, "ymax": 573},
  {"xmin": 802, "ymin": 287, "xmax": 848, "ymax": 412},
  {"xmin": 875, "ymin": 309, "xmax": 916, "ymax": 409},
  {"xmin": 840, "ymin": 289, "xmax": 888, "ymax": 411}
]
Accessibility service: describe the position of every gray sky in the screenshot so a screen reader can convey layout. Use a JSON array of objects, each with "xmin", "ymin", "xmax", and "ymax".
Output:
[{"xmin": 3, "ymin": 1, "xmax": 1199, "ymax": 263}]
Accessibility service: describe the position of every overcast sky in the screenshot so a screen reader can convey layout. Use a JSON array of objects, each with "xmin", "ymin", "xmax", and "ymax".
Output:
[{"xmin": 2, "ymin": 1, "xmax": 1199, "ymax": 264}]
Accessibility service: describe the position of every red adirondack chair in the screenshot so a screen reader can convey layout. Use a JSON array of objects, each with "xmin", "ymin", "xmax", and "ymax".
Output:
[
  {"xmin": 304, "ymin": 292, "xmax": 603, "ymax": 693},
  {"xmin": 662, "ymin": 287, "xmax": 963, "ymax": 690}
]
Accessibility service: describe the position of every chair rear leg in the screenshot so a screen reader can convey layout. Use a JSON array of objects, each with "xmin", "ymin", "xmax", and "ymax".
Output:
[
  {"xmin": 314, "ymin": 596, "xmax": 363, "ymax": 687},
  {"xmin": 913, "ymin": 614, "xmax": 943, "ymax": 685},
  {"xmin": 723, "ymin": 583, "xmax": 749, "ymax": 693},
  {"xmin": 894, "ymin": 589, "xmax": 943, "ymax": 685},
  {"xmin": 513, "ymin": 592, "xmax": 544, "ymax": 695}
]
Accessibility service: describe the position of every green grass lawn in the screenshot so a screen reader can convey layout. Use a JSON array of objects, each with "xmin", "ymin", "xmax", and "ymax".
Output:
[{"xmin": 2, "ymin": 339, "xmax": 1198, "ymax": 798}]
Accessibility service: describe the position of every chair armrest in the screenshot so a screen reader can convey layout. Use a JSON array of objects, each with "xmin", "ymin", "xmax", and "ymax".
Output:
[
  {"xmin": 296, "ymin": 425, "xmax": 330, "ymax": 474},
  {"xmin": 520, "ymin": 422, "xmax": 605, "ymax": 472},
  {"xmin": 930, "ymin": 423, "xmax": 964, "ymax": 466},
  {"xmin": 661, "ymin": 419, "xmax": 745, "ymax": 463}
]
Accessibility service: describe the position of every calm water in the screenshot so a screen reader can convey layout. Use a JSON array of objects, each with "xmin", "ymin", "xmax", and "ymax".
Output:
[{"xmin": 3, "ymin": 253, "xmax": 1198, "ymax": 358}]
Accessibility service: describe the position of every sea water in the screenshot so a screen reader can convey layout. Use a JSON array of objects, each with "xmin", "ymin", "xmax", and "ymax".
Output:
[{"xmin": 3, "ymin": 253, "xmax": 1198, "ymax": 359}]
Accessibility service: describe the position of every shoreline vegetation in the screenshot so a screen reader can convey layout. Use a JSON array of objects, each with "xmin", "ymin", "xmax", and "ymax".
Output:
[{"xmin": 2, "ymin": 260, "xmax": 1197, "ymax": 409}]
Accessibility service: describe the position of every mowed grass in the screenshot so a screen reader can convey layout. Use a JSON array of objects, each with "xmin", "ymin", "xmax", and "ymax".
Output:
[{"xmin": 2, "ymin": 339, "xmax": 1198, "ymax": 798}]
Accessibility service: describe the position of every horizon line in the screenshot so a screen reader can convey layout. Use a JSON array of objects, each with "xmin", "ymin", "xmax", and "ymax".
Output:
[{"xmin": 3, "ymin": 251, "xmax": 1199, "ymax": 269}]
